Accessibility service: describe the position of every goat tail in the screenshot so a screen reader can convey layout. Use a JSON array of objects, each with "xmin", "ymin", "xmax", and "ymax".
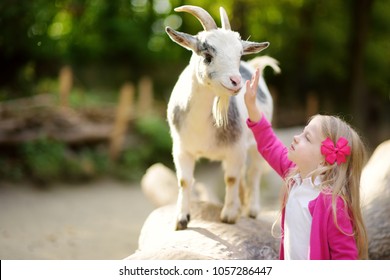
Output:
[{"xmin": 248, "ymin": 55, "xmax": 281, "ymax": 76}]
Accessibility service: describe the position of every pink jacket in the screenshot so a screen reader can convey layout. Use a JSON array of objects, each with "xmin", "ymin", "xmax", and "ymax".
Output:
[{"xmin": 247, "ymin": 116, "xmax": 358, "ymax": 260}]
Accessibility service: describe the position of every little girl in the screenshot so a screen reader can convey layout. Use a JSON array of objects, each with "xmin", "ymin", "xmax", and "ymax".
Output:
[{"xmin": 244, "ymin": 69, "xmax": 368, "ymax": 260}]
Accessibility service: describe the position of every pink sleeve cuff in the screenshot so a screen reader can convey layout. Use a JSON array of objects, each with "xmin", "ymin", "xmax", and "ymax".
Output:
[{"xmin": 246, "ymin": 114, "xmax": 272, "ymax": 131}]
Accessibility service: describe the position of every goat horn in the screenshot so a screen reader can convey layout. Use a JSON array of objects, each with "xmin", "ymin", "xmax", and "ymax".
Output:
[
  {"xmin": 219, "ymin": 7, "xmax": 231, "ymax": 30},
  {"xmin": 175, "ymin": 5, "xmax": 217, "ymax": 31}
]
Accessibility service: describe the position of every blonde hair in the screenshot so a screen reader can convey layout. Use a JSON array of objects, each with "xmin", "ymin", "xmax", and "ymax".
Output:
[{"xmin": 274, "ymin": 114, "xmax": 368, "ymax": 259}]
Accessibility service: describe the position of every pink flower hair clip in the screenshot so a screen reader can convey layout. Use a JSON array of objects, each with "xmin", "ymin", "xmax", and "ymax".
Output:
[{"xmin": 321, "ymin": 137, "xmax": 351, "ymax": 165}]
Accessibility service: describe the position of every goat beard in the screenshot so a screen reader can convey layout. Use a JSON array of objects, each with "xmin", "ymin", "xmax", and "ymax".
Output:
[{"xmin": 212, "ymin": 95, "xmax": 230, "ymax": 128}]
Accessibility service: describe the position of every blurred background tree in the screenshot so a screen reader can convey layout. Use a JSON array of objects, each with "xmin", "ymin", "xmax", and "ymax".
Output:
[{"xmin": 0, "ymin": 0, "xmax": 389, "ymax": 182}]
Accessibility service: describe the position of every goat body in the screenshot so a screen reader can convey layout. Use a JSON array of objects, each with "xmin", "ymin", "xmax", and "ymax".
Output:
[{"xmin": 166, "ymin": 5, "xmax": 279, "ymax": 230}]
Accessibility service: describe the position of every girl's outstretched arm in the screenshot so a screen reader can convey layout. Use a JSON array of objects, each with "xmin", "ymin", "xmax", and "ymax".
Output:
[
  {"xmin": 244, "ymin": 68, "xmax": 294, "ymax": 178},
  {"xmin": 247, "ymin": 116, "xmax": 294, "ymax": 178}
]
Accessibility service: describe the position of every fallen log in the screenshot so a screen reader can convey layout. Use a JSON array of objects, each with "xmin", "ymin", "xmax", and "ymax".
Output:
[{"xmin": 0, "ymin": 97, "xmax": 115, "ymax": 145}]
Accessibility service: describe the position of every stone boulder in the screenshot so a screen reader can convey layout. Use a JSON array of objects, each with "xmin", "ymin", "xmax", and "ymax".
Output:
[
  {"xmin": 126, "ymin": 202, "xmax": 279, "ymax": 260},
  {"xmin": 361, "ymin": 140, "xmax": 390, "ymax": 259}
]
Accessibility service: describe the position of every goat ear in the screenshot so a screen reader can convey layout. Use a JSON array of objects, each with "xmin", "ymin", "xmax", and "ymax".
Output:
[
  {"xmin": 242, "ymin": 41, "xmax": 270, "ymax": 55},
  {"xmin": 166, "ymin": 27, "xmax": 198, "ymax": 52}
]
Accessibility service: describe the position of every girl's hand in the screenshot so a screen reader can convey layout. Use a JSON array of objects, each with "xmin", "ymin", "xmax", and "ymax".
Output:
[{"xmin": 244, "ymin": 68, "xmax": 262, "ymax": 123}]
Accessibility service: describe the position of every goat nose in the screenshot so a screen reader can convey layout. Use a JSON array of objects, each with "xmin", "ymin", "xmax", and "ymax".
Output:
[{"xmin": 230, "ymin": 75, "xmax": 241, "ymax": 87}]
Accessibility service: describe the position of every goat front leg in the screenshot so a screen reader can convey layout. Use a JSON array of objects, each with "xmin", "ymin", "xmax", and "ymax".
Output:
[
  {"xmin": 220, "ymin": 153, "xmax": 245, "ymax": 224},
  {"xmin": 245, "ymin": 146, "xmax": 263, "ymax": 218},
  {"xmin": 173, "ymin": 150, "xmax": 195, "ymax": 230}
]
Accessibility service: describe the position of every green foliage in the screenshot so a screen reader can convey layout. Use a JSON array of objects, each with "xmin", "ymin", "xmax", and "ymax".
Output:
[
  {"xmin": 101, "ymin": 115, "xmax": 173, "ymax": 181},
  {"xmin": 135, "ymin": 115, "xmax": 172, "ymax": 152},
  {"xmin": 21, "ymin": 137, "xmax": 68, "ymax": 182},
  {"xmin": 0, "ymin": 114, "xmax": 173, "ymax": 184},
  {"xmin": 0, "ymin": 158, "xmax": 24, "ymax": 181},
  {"xmin": 19, "ymin": 137, "xmax": 98, "ymax": 182},
  {"xmin": 1, "ymin": 0, "xmax": 389, "ymax": 104},
  {"xmin": 112, "ymin": 146, "xmax": 150, "ymax": 181}
]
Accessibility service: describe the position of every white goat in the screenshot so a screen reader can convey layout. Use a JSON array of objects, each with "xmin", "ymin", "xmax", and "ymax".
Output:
[{"xmin": 165, "ymin": 5, "xmax": 280, "ymax": 230}]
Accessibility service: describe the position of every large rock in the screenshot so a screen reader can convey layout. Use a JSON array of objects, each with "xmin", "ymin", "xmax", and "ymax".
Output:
[
  {"xmin": 126, "ymin": 202, "xmax": 279, "ymax": 260},
  {"xmin": 361, "ymin": 140, "xmax": 390, "ymax": 259}
]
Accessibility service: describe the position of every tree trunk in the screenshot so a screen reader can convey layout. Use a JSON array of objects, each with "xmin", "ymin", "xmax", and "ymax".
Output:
[{"xmin": 348, "ymin": 0, "xmax": 374, "ymax": 132}]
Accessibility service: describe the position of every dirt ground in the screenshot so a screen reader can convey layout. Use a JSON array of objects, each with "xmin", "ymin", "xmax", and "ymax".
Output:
[{"xmin": 0, "ymin": 179, "xmax": 155, "ymax": 260}]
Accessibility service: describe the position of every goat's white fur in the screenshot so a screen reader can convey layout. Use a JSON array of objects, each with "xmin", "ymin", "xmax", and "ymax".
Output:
[{"xmin": 166, "ymin": 5, "xmax": 280, "ymax": 230}]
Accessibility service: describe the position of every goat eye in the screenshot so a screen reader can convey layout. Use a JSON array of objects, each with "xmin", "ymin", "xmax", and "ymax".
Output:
[{"xmin": 204, "ymin": 53, "xmax": 213, "ymax": 64}]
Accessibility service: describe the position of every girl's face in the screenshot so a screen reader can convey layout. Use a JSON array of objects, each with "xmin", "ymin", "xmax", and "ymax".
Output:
[{"xmin": 288, "ymin": 117, "xmax": 325, "ymax": 178}]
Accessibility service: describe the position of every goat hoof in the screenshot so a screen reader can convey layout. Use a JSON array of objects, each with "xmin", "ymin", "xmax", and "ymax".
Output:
[
  {"xmin": 221, "ymin": 204, "xmax": 240, "ymax": 224},
  {"xmin": 221, "ymin": 216, "xmax": 237, "ymax": 224},
  {"xmin": 249, "ymin": 210, "xmax": 259, "ymax": 219},
  {"xmin": 175, "ymin": 214, "xmax": 190, "ymax": 230},
  {"xmin": 220, "ymin": 211, "xmax": 238, "ymax": 224},
  {"xmin": 249, "ymin": 213, "xmax": 257, "ymax": 219}
]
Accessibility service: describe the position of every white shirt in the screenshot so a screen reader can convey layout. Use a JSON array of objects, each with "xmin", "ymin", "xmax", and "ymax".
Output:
[{"xmin": 284, "ymin": 175, "xmax": 321, "ymax": 260}]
